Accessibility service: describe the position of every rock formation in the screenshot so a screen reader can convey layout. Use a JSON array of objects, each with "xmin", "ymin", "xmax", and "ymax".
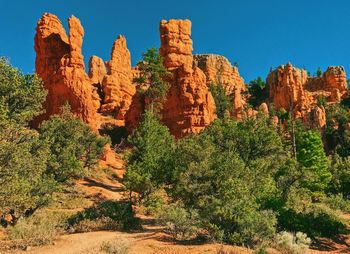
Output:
[
  {"xmin": 101, "ymin": 36, "xmax": 136, "ymax": 120},
  {"xmin": 267, "ymin": 63, "xmax": 347, "ymax": 128},
  {"xmin": 34, "ymin": 13, "xmax": 101, "ymax": 130},
  {"xmin": 33, "ymin": 13, "xmax": 136, "ymax": 130},
  {"xmin": 159, "ymin": 19, "xmax": 216, "ymax": 137},
  {"xmin": 194, "ymin": 54, "xmax": 246, "ymax": 117}
]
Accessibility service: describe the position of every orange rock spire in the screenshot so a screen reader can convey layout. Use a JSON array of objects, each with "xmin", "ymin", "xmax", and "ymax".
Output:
[{"xmin": 159, "ymin": 19, "xmax": 216, "ymax": 137}]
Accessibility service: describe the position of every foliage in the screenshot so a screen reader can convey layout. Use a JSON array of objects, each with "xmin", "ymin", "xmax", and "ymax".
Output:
[
  {"xmin": 0, "ymin": 119, "xmax": 56, "ymax": 223},
  {"xmin": 169, "ymin": 115, "xmax": 283, "ymax": 246},
  {"xmin": 275, "ymin": 231, "xmax": 311, "ymax": 254},
  {"xmin": 68, "ymin": 201, "xmax": 140, "ymax": 231},
  {"xmin": 248, "ymin": 77, "xmax": 267, "ymax": 107},
  {"xmin": 134, "ymin": 48, "xmax": 170, "ymax": 112},
  {"xmin": 316, "ymin": 67, "xmax": 322, "ymax": 77},
  {"xmin": 278, "ymin": 204, "xmax": 348, "ymax": 238},
  {"xmin": 328, "ymin": 154, "xmax": 350, "ymax": 199},
  {"xmin": 39, "ymin": 106, "xmax": 108, "ymax": 182},
  {"xmin": 158, "ymin": 203, "xmax": 199, "ymax": 240},
  {"xmin": 323, "ymin": 194, "xmax": 350, "ymax": 213},
  {"xmin": 100, "ymin": 239, "xmax": 130, "ymax": 254},
  {"xmin": 317, "ymin": 95, "xmax": 326, "ymax": 107},
  {"xmin": 124, "ymin": 109, "xmax": 175, "ymax": 202},
  {"xmin": 0, "ymin": 57, "xmax": 46, "ymax": 124},
  {"xmin": 325, "ymin": 104, "xmax": 350, "ymax": 155},
  {"xmin": 296, "ymin": 130, "xmax": 331, "ymax": 191},
  {"xmin": 6, "ymin": 210, "xmax": 70, "ymax": 248},
  {"xmin": 209, "ymin": 83, "xmax": 232, "ymax": 118}
]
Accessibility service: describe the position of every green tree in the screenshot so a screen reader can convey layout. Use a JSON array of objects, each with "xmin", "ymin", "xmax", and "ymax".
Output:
[
  {"xmin": 0, "ymin": 121, "xmax": 55, "ymax": 223},
  {"xmin": 248, "ymin": 77, "xmax": 267, "ymax": 107},
  {"xmin": 316, "ymin": 67, "xmax": 322, "ymax": 77},
  {"xmin": 39, "ymin": 107, "xmax": 108, "ymax": 183},
  {"xmin": 124, "ymin": 109, "xmax": 175, "ymax": 202},
  {"xmin": 209, "ymin": 83, "xmax": 232, "ymax": 118},
  {"xmin": 134, "ymin": 48, "xmax": 170, "ymax": 113},
  {"xmin": 169, "ymin": 116, "xmax": 284, "ymax": 246},
  {"xmin": 296, "ymin": 130, "xmax": 331, "ymax": 191},
  {"xmin": 328, "ymin": 154, "xmax": 350, "ymax": 199},
  {"xmin": 0, "ymin": 58, "xmax": 54, "ymax": 223},
  {"xmin": 0, "ymin": 57, "xmax": 46, "ymax": 124}
]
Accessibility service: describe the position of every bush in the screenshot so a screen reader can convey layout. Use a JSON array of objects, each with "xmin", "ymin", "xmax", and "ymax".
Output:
[
  {"xmin": 6, "ymin": 210, "xmax": 70, "ymax": 248},
  {"xmin": 68, "ymin": 201, "xmax": 140, "ymax": 231},
  {"xmin": 323, "ymin": 194, "xmax": 350, "ymax": 213},
  {"xmin": 39, "ymin": 106, "xmax": 108, "ymax": 183},
  {"xmin": 100, "ymin": 239, "xmax": 130, "ymax": 254},
  {"xmin": 275, "ymin": 231, "xmax": 311, "ymax": 254},
  {"xmin": 278, "ymin": 204, "xmax": 348, "ymax": 238},
  {"xmin": 158, "ymin": 204, "xmax": 199, "ymax": 240},
  {"xmin": 209, "ymin": 83, "xmax": 232, "ymax": 118},
  {"xmin": 0, "ymin": 122, "xmax": 56, "ymax": 223},
  {"xmin": 0, "ymin": 57, "xmax": 46, "ymax": 124}
]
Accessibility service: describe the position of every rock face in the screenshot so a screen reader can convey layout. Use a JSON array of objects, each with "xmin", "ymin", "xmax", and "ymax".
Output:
[
  {"xmin": 159, "ymin": 19, "xmax": 216, "ymax": 137},
  {"xmin": 101, "ymin": 36, "xmax": 136, "ymax": 120},
  {"xmin": 193, "ymin": 54, "xmax": 246, "ymax": 117},
  {"xmin": 33, "ymin": 13, "xmax": 135, "ymax": 130},
  {"xmin": 34, "ymin": 13, "xmax": 101, "ymax": 130},
  {"xmin": 267, "ymin": 63, "xmax": 347, "ymax": 128}
]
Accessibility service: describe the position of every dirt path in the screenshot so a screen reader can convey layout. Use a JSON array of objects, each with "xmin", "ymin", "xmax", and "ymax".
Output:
[{"xmin": 12, "ymin": 230, "xmax": 252, "ymax": 254}]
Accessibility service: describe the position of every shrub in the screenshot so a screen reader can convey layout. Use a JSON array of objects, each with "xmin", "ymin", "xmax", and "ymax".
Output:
[
  {"xmin": 0, "ymin": 122, "xmax": 56, "ymax": 223},
  {"xmin": 278, "ymin": 204, "xmax": 348, "ymax": 238},
  {"xmin": 6, "ymin": 210, "xmax": 70, "ymax": 248},
  {"xmin": 323, "ymin": 194, "xmax": 350, "ymax": 213},
  {"xmin": 39, "ymin": 106, "xmax": 108, "ymax": 183},
  {"xmin": 100, "ymin": 239, "xmax": 130, "ymax": 254},
  {"xmin": 158, "ymin": 204, "xmax": 199, "ymax": 240},
  {"xmin": 209, "ymin": 83, "xmax": 232, "ymax": 118},
  {"xmin": 275, "ymin": 231, "xmax": 311, "ymax": 254},
  {"xmin": 68, "ymin": 201, "xmax": 140, "ymax": 231},
  {"xmin": 0, "ymin": 57, "xmax": 46, "ymax": 124}
]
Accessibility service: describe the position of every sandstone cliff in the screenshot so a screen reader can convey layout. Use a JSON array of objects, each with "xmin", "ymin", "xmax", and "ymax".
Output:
[
  {"xmin": 266, "ymin": 63, "xmax": 348, "ymax": 128},
  {"xmin": 194, "ymin": 54, "xmax": 246, "ymax": 118},
  {"xmin": 159, "ymin": 19, "xmax": 217, "ymax": 137}
]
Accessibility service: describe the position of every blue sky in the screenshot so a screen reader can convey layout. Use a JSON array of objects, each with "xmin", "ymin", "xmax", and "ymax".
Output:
[{"xmin": 1, "ymin": 0, "xmax": 350, "ymax": 82}]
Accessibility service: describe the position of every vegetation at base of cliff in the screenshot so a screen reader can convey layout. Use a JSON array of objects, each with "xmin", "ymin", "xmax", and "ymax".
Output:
[
  {"xmin": 209, "ymin": 83, "xmax": 233, "ymax": 118},
  {"xmin": 0, "ymin": 58, "xmax": 108, "ymax": 225}
]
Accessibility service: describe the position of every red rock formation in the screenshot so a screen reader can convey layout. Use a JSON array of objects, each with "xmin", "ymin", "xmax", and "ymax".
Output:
[
  {"xmin": 101, "ymin": 36, "xmax": 136, "ymax": 120},
  {"xmin": 34, "ymin": 13, "xmax": 137, "ymax": 131},
  {"xmin": 159, "ymin": 19, "xmax": 216, "ymax": 137},
  {"xmin": 34, "ymin": 13, "xmax": 101, "ymax": 130},
  {"xmin": 267, "ymin": 63, "xmax": 347, "ymax": 128},
  {"xmin": 193, "ymin": 54, "xmax": 246, "ymax": 117},
  {"xmin": 88, "ymin": 56, "xmax": 106, "ymax": 84}
]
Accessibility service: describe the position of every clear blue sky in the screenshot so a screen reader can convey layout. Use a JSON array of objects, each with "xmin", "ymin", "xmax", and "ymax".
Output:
[{"xmin": 1, "ymin": 0, "xmax": 350, "ymax": 82}]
